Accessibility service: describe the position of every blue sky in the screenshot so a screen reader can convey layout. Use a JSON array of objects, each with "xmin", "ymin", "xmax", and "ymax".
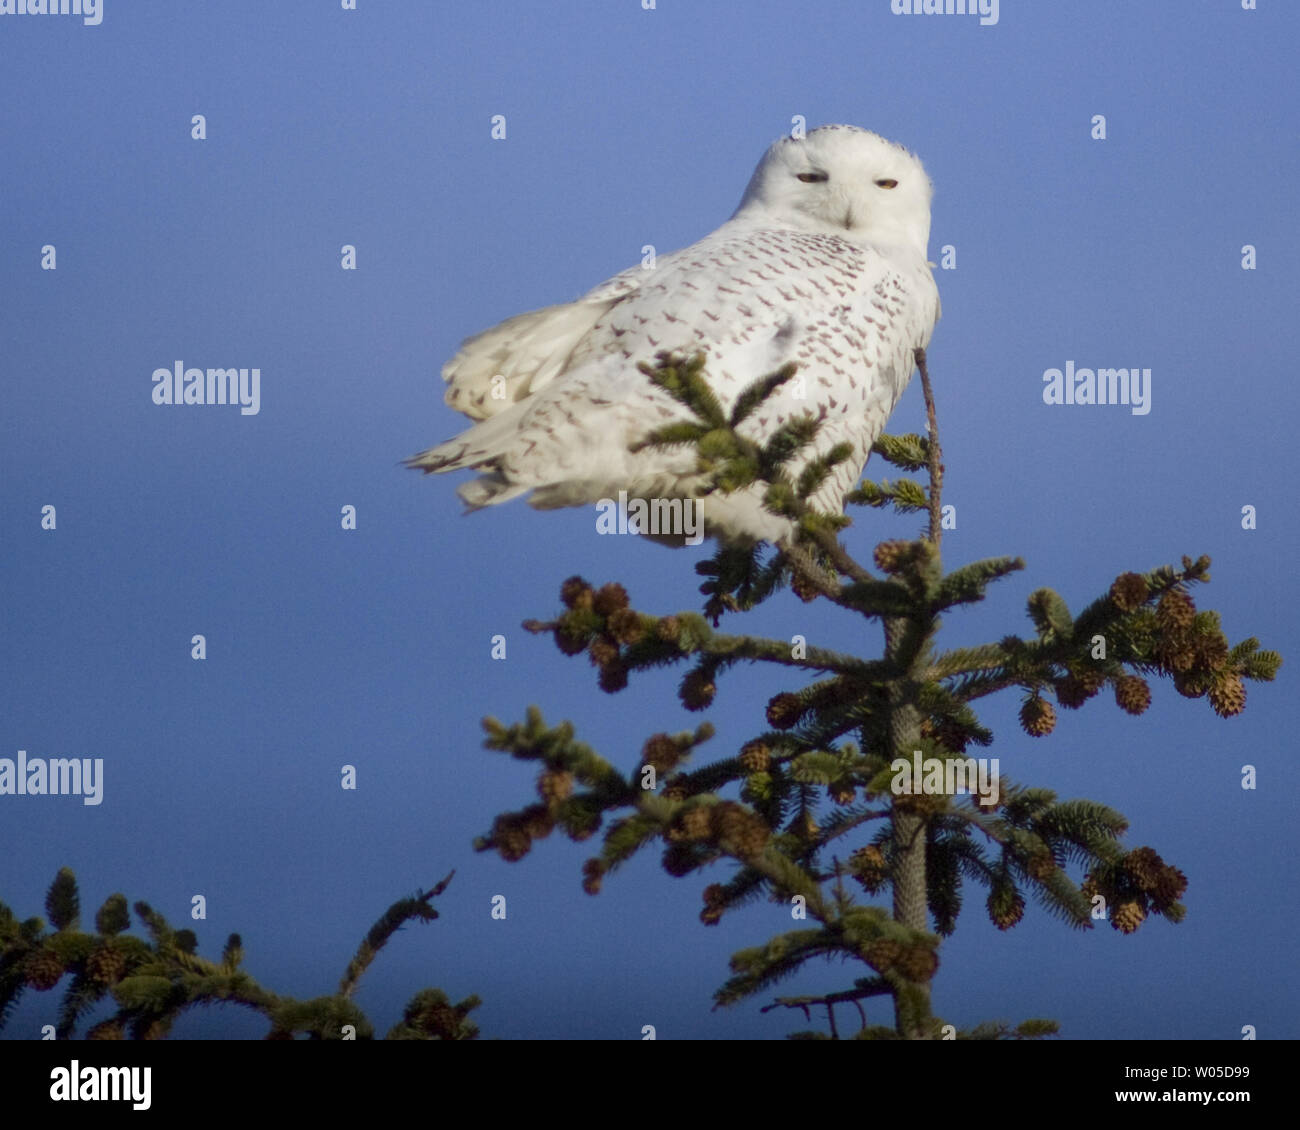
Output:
[{"xmin": 2, "ymin": 1, "xmax": 1296, "ymax": 1040}]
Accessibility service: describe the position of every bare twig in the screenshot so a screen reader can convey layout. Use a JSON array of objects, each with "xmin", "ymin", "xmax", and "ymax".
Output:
[{"xmin": 916, "ymin": 348, "xmax": 944, "ymax": 548}]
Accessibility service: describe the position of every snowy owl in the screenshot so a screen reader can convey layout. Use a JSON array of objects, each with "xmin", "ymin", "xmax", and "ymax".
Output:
[{"xmin": 409, "ymin": 124, "xmax": 940, "ymax": 546}]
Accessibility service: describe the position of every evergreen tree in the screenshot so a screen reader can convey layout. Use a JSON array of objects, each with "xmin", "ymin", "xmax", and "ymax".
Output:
[
  {"xmin": 0, "ymin": 868, "xmax": 478, "ymax": 1039},
  {"xmin": 479, "ymin": 350, "xmax": 1280, "ymax": 1039}
]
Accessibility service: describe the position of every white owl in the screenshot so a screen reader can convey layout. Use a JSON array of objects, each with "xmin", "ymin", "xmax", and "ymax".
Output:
[{"xmin": 409, "ymin": 124, "xmax": 940, "ymax": 546}]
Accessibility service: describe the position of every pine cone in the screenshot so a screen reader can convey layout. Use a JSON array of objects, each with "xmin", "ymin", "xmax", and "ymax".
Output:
[
  {"xmin": 493, "ymin": 817, "xmax": 532, "ymax": 862},
  {"xmin": 1155, "ymin": 636, "xmax": 1197, "ymax": 673},
  {"xmin": 738, "ymin": 741, "xmax": 770, "ymax": 773},
  {"xmin": 934, "ymin": 718, "xmax": 971, "ymax": 752},
  {"xmin": 560, "ymin": 575, "xmax": 594, "ymax": 610},
  {"xmin": 1173, "ymin": 669, "xmax": 1213, "ymax": 698},
  {"xmin": 656, "ymin": 615, "xmax": 682, "ymax": 644},
  {"xmin": 1193, "ymin": 632, "xmax": 1230, "ymax": 670},
  {"xmin": 702, "ymin": 883, "xmax": 728, "ymax": 910},
  {"xmin": 680, "ymin": 668, "xmax": 716, "ymax": 711},
  {"xmin": 553, "ymin": 622, "xmax": 589, "ymax": 657},
  {"xmin": 829, "ymin": 782, "xmax": 855, "ymax": 805},
  {"xmin": 765, "ymin": 692, "xmax": 804, "ymax": 730},
  {"xmin": 86, "ymin": 1020, "xmax": 126, "ymax": 1040},
  {"xmin": 674, "ymin": 805, "xmax": 713, "ymax": 842},
  {"xmin": 593, "ymin": 582, "xmax": 630, "ymax": 616},
  {"xmin": 587, "ymin": 636, "xmax": 620, "ymax": 669},
  {"xmin": 520, "ymin": 804, "xmax": 555, "ymax": 840},
  {"xmin": 988, "ymin": 890, "xmax": 1025, "ymax": 931},
  {"xmin": 850, "ymin": 844, "xmax": 888, "ymax": 893},
  {"xmin": 641, "ymin": 734, "xmax": 682, "ymax": 774},
  {"xmin": 790, "ymin": 569, "xmax": 821, "ymax": 602},
  {"xmin": 1054, "ymin": 675, "xmax": 1090, "ymax": 710},
  {"xmin": 699, "ymin": 906, "xmax": 723, "ymax": 926},
  {"xmin": 1114, "ymin": 675, "xmax": 1152, "ymax": 715},
  {"xmin": 873, "ymin": 540, "xmax": 912, "ymax": 574},
  {"xmin": 1019, "ymin": 696, "xmax": 1056, "ymax": 737},
  {"xmin": 537, "ymin": 769, "xmax": 575, "ymax": 805},
  {"xmin": 86, "ymin": 945, "xmax": 127, "ymax": 986},
  {"xmin": 1026, "ymin": 854, "xmax": 1057, "ymax": 882},
  {"xmin": 25, "ymin": 949, "xmax": 64, "ymax": 991},
  {"xmin": 581, "ymin": 859, "xmax": 604, "ymax": 896},
  {"xmin": 896, "ymin": 945, "xmax": 939, "ymax": 982},
  {"xmin": 1123, "ymin": 847, "xmax": 1163, "ymax": 890},
  {"xmin": 864, "ymin": 939, "xmax": 904, "ymax": 973},
  {"xmin": 1156, "ymin": 587, "xmax": 1196, "ymax": 632},
  {"xmin": 605, "ymin": 608, "xmax": 645, "ymax": 646},
  {"xmin": 1109, "ymin": 572, "xmax": 1148, "ymax": 612},
  {"xmin": 1151, "ymin": 865, "xmax": 1188, "ymax": 906},
  {"xmin": 598, "ymin": 659, "xmax": 630, "ymax": 694},
  {"xmin": 1111, "ymin": 899, "xmax": 1146, "ymax": 934},
  {"xmin": 712, "ymin": 803, "xmax": 769, "ymax": 859},
  {"xmin": 424, "ymin": 1002, "xmax": 460, "ymax": 1039},
  {"xmin": 1208, "ymin": 674, "xmax": 1246, "ymax": 717}
]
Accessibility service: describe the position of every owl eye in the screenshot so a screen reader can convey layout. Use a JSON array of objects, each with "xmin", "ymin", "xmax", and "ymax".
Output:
[
  {"xmin": 796, "ymin": 171, "xmax": 829, "ymax": 183},
  {"xmin": 875, "ymin": 178, "xmax": 899, "ymax": 189}
]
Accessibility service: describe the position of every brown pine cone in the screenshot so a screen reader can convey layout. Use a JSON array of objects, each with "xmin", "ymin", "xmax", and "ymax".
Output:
[
  {"xmin": 673, "ymin": 805, "xmax": 713, "ymax": 843},
  {"xmin": 598, "ymin": 659, "xmax": 630, "ymax": 694},
  {"xmin": 1123, "ymin": 847, "xmax": 1163, "ymax": 890},
  {"xmin": 1111, "ymin": 899, "xmax": 1146, "ymax": 934},
  {"xmin": 1026, "ymin": 854, "xmax": 1057, "ymax": 882},
  {"xmin": 738, "ymin": 741, "xmax": 770, "ymax": 773},
  {"xmin": 765, "ymin": 692, "xmax": 804, "ymax": 730},
  {"xmin": 560, "ymin": 576, "xmax": 594, "ymax": 609},
  {"xmin": 641, "ymin": 734, "xmax": 682, "ymax": 774},
  {"xmin": 1109, "ymin": 572, "xmax": 1148, "ymax": 612},
  {"xmin": 86, "ymin": 945, "xmax": 127, "ymax": 986},
  {"xmin": 537, "ymin": 769, "xmax": 575, "ymax": 805},
  {"xmin": 592, "ymin": 583, "xmax": 630, "ymax": 616},
  {"xmin": 1156, "ymin": 587, "xmax": 1196, "ymax": 631},
  {"xmin": 896, "ymin": 945, "xmax": 939, "ymax": 983},
  {"xmin": 873, "ymin": 540, "xmax": 912, "ymax": 574},
  {"xmin": 1019, "ymin": 696, "xmax": 1056, "ymax": 737},
  {"xmin": 1151, "ymin": 865, "xmax": 1188, "ymax": 906},
  {"xmin": 1114, "ymin": 675, "xmax": 1152, "ymax": 716},
  {"xmin": 520, "ymin": 804, "xmax": 555, "ymax": 840},
  {"xmin": 25, "ymin": 950, "xmax": 64, "ymax": 991},
  {"xmin": 492, "ymin": 816, "xmax": 532, "ymax": 862},
  {"xmin": 850, "ymin": 844, "xmax": 888, "ymax": 893},
  {"xmin": 655, "ymin": 615, "xmax": 682, "ymax": 643},
  {"xmin": 680, "ymin": 668, "xmax": 717, "ymax": 711},
  {"xmin": 1173, "ymin": 669, "xmax": 1213, "ymax": 698},
  {"xmin": 1208, "ymin": 674, "xmax": 1246, "ymax": 717},
  {"xmin": 864, "ymin": 939, "xmax": 904, "ymax": 973},
  {"xmin": 829, "ymin": 782, "xmax": 855, "ymax": 805},
  {"xmin": 606, "ymin": 608, "xmax": 645, "ymax": 646},
  {"xmin": 587, "ymin": 636, "xmax": 620, "ymax": 669}
]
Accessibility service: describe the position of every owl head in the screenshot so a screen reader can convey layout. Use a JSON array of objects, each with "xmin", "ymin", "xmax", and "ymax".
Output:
[{"xmin": 734, "ymin": 124, "xmax": 933, "ymax": 256}]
